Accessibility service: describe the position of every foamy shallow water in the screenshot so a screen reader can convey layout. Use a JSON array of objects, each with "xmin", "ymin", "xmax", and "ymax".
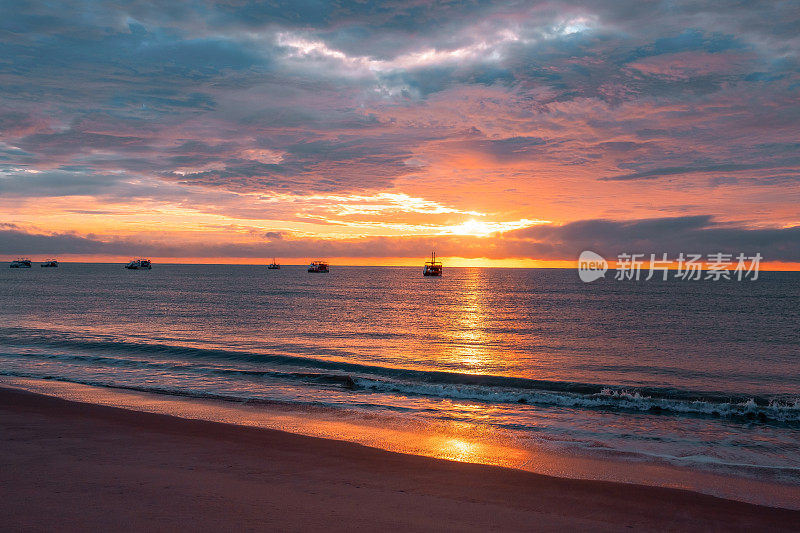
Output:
[{"xmin": 3, "ymin": 376, "xmax": 799, "ymax": 510}]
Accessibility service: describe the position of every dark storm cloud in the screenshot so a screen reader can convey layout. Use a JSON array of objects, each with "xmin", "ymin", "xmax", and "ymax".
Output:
[
  {"xmin": 15, "ymin": 131, "xmax": 150, "ymax": 157},
  {"xmin": 2, "ymin": 18, "xmax": 264, "ymax": 78},
  {"xmin": 164, "ymin": 135, "xmax": 415, "ymax": 194},
  {"xmin": 0, "ymin": 228, "xmax": 123, "ymax": 255},
  {"xmin": 463, "ymin": 136, "xmax": 549, "ymax": 162},
  {"xmin": 0, "ymin": 110, "xmax": 47, "ymax": 137},
  {"xmin": 504, "ymin": 216, "xmax": 800, "ymax": 262},
  {"xmin": 602, "ymin": 157, "xmax": 800, "ymax": 181},
  {"xmin": 0, "ymin": 167, "xmax": 193, "ymax": 201}
]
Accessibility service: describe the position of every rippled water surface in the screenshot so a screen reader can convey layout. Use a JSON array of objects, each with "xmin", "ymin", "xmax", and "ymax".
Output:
[{"xmin": 1, "ymin": 263, "xmax": 799, "ymax": 485}]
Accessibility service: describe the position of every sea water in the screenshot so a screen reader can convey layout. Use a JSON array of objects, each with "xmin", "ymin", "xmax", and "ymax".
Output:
[{"xmin": 1, "ymin": 264, "xmax": 798, "ymax": 492}]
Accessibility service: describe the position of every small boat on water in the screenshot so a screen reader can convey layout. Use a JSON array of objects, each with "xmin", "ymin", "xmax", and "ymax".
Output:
[
  {"xmin": 308, "ymin": 260, "xmax": 329, "ymax": 273},
  {"xmin": 9, "ymin": 258, "xmax": 32, "ymax": 268},
  {"xmin": 125, "ymin": 258, "xmax": 152, "ymax": 270},
  {"xmin": 40, "ymin": 259, "xmax": 59, "ymax": 268},
  {"xmin": 267, "ymin": 258, "xmax": 280, "ymax": 270},
  {"xmin": 423, "ymin": 251, "xmax": 442, "ymax": 276}
]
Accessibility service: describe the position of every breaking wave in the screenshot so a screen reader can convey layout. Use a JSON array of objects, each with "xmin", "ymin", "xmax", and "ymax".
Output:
[{"xmin": 1, "ymin": 336, "xmax": 798, "ymax": 425}]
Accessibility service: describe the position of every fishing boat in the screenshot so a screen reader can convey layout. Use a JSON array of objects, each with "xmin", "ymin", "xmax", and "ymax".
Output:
[
  {"xmin": 40, "ymin": 259, "xmax": 59, "ymax": 268},
  {"xmin": 125, "ymin": 258, "xmax": 152, "ymax": 270},
  {"xmin": 308, "ymin": 260, "xmax": 329, "ymax": 273},
  {"xmin": 9, "ymin": 258, "xmax": 32, "ymax": 268},
  {"xmin": 423, "ymin": 251, "xmax": 442, "ymax": 276},
  {"xmin": 267, "ymin": 258, "xmax": 280, "ymax": 270}
]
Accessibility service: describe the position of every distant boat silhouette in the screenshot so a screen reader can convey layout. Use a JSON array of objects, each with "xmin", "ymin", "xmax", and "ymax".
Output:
[
  {"xmin": 125, "ymin": 258, "xmax": 152, "ymax": 270},
  {"xmin": 268, "ymin": 258, "xmax": 280, "ymax": 269},
  {"xmin": 40, "ymin": 259, "xmax": 59, "ymax": 267},
  {"xmin": 9, "ymin": 258, "xmax": 32, "ymax": 268},
  {"xmin": 308, "ymin": 260, "xmax": 329, "ymax": 273},
  {"xmin": 423, "ymin": 251, "xmax": 442, "ymax": 276}
]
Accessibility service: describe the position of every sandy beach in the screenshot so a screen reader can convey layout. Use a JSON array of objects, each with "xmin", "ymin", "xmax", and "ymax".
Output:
[{"xmin": 1, "ymin": 386, "xmax": 797, "ymax": 532}]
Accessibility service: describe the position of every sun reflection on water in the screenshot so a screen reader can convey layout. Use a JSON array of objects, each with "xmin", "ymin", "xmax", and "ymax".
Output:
[
  {"xmin": 446, "ymin": 268, "xmax": 493, "ymax": 372},
  {"xmin": 436, "ymin": 437, "xmax": 482, "ymax": 463}
]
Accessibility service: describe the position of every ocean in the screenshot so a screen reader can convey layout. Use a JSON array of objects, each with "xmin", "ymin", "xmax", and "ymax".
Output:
[{"xmin": 2, "ymin": 263, "xmax": 799, "ymax": 496}]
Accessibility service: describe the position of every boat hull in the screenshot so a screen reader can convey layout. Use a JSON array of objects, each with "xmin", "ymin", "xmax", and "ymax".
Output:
[
  {"xmin": 308, "ymin": 261, "xmax": 329, "ymax": 273},
  {"xmin": 125, "ymin": 259, "xmax": 152, "ymax": 269},
  {"xmin": 423, "ymin": 251, "xmax": 442, "ymax": 276}
]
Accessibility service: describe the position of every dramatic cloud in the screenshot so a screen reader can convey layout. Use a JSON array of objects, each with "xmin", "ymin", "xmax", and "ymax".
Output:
[
  {"xmin": 503, "ymin": 216, "xmax": 800, "ymax": 262},
  {"xmin": 1, "ymin": 1, "xmax": 798, "ymax": 262},
  {"xmin": 4, "ymin": 216, "xmax": 798, "ymax": 264}
]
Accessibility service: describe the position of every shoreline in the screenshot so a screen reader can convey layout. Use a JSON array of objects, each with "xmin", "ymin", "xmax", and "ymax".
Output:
[
  {"xmin": 3, "ymin": 375, "xmax": 800, "ymax": 510},
  {"xmin": 1, "ymin": 385, "xmax": 798, "ymax": 531}
]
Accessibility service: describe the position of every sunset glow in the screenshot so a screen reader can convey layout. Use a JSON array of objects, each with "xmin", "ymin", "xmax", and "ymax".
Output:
[
  {"xmin": 3, "ymin": 3, "xmax": 800, "ymax": 529},
  {"xmin": 1, "ymin": 2, "xmax": 798, "ymax": 267}
]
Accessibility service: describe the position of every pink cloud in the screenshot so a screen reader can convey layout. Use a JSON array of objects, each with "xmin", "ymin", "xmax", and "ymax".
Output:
[{"xmin": 626, "ymin": 51, "xmax": 754, "ymax": 80}]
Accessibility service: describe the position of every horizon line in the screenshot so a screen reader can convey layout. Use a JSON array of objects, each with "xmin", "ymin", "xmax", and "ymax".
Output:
[{"xmin": 4, "ymin": 259, "xmax": 800, "ymax": 272}]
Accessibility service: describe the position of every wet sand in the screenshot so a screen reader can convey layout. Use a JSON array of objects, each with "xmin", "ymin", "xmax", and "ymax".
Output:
[{"xmin": 1, "ymin": 386, "xmax": 798, "ymax": 532}]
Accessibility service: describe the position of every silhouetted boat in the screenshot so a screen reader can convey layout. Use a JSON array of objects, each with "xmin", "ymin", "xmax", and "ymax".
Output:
[
  {"xmin": 9, "ymin": 258, "xmax": 32, "ymax": 268},
  {"xmin": 40, "ymin": 259, "xmax": 59, "ymax": 268},
  {"xmin": 423, "ymin": 251, "xmax": 442, "ymax": 276},
  {"xmin": 268, "ymin": 258, "xmax": 280, "ymax": 269},
  {"xmin": 125, "ymin": 258, "xmax": 152, "ymax": 269},
  {"xmin": 308, "ymin": 260, "xmax": 329, "ymax": 273}
]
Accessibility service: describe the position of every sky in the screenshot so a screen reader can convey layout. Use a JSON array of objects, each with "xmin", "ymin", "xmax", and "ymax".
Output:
[{"xmin": 1, "ymin": 0, "xmax": 799, "ymax": 266}]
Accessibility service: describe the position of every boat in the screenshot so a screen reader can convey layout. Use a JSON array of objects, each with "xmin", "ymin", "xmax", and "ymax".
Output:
[
  {"xmin": 308, "ymin": 260, "xmax": 329, "ymax": 273},
  {"xmin": 267, "ymin": 258, "xmax": 280, "ymax": 270},
  {"xmin": 9, "ymin": 258, "xmax": 32, "ymax": 268},
  {"xmin": 423, "ymin": 251, "xmax": 442, "ymax": 276},
  {"xmin": 40, "ymin": 259, "xmax": 59, "ymax": 268},
  {"xmin": 125, "ymin": 258, "xmax": 152, "ymax": 270}
]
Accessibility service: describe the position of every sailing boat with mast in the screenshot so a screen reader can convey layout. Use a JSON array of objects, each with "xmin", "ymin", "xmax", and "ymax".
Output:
[
  {"xmin": 423, "ymin": 251, "xmax": 442, "ymax": 276},
  {"xmin": 267, "ymin": 258, "xmax": 280, "ymax": 269}
]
